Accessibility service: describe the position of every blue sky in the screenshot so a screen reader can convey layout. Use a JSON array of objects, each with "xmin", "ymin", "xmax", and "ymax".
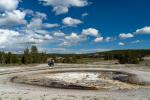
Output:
[{"xmin": 0, "ymin": 0, "xmax": 150, "ymax": 53}]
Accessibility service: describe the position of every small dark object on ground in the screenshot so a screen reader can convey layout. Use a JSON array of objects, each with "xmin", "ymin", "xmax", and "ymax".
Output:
[{"xmin": 48, "ymin": 60, "xmax": 55, "ymax": 67}]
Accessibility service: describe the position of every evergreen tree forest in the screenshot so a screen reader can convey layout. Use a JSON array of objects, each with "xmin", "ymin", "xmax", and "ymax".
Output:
[
  {"xmin": 101, "ymin": 49, "xmax": 150, "ymax": 64},
  {"xmin": 0, "ymin": 46, "xmax": 150, "ymax": 65},
  {"xmin": 0, "ymin": 46, "xmax": 48, "ymax": 65}
]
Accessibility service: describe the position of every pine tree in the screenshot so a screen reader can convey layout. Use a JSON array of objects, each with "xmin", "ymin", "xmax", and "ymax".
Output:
[
  {"xmin": 31, "ymin": 45, "xmax": 39, "ymax": 63},
  {"xmin": 12, "ymin": 54, "xmax": 19, "ymax": 64},
  {"xmin": 6, "ymin": 52, "xmax": 13, "ymax": 64},
  {"xmin": 22, "ymin": 48, "xmax": 32, "ymax": 64}
]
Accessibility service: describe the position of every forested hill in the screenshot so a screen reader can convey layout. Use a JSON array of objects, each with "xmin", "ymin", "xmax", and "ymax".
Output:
[
  {"xmin": 93, "ymin": 49, "xmax": 150, "ymax": 64},
  {"xmin": 95, "ymin": 49, "xmax": 150, "ymax": 57},
  {"xmin": 45, "ymin": 49, "xmax": 150, "ymax": 64}
]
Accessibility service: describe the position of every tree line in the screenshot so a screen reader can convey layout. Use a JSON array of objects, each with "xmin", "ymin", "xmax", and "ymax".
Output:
[
  {"xmin": 0, "ymin": 47, "xmax": 150, "ymax": 65},
  {"xmin": 0, "ymin": 46, "xmax": 48, "ymax": 65},
  {"xmin": 0, "ymin": 46, "xmax": 79, "ymax": 65},
  {"xmin": 101, "ymin": 49, "xmax": 150, "ymax": 64}
]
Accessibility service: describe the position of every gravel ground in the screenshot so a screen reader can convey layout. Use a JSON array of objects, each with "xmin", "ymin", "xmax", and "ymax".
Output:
[{"xmin": 0, "ymin": 63, "xmax": 150, "ymax": 100}]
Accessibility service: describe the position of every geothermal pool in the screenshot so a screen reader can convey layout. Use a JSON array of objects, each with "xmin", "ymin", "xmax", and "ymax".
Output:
[
  {"xmin": 43, "ymin": 72, "xmax": 137, "ymax": 90},
  {"xmin": 12, "ymin": 69, "xmax": 149, "ymax": 90}
]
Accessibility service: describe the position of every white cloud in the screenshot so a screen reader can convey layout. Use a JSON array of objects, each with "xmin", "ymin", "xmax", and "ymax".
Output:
[
  {"xmin": 82, "ymin": 28, "xmax": 99, "ymax": 37},
  {"xmin": 0, "ymin": 0, "xmax": 27, "ymax": 27},
  {"xmin": 78, "ymin": 48, "xmax": 111, "ymax": 54},
  {"xmin": 118, "ymin": 42, "xmax": 125, "ymax": 46},
  {"xmin": 135, "ymin": 26, "xmax": 150, "ymax": 34},
  {"xmin": 58, "ymin": 33, "xmax": 81, "ymax": 47},
  {"xmin": 24, "ymin": 9, "xmax": 34, "ymax": 15},
  {"xmin": 94, "ymin": 37, "xmax": 103, "ymax": 42},
  {"xmin": 119, "ymin": 33, "xmax": 134, "ymax": 39},
  {"xmin": 27, "ymin": 18, "xmax": 43, "ymax": 29},
  {"xmin": 105, "ymin": 37, "xmax": 113, "ymax": 42},
  {"xmin": 65, "ymin": 33, "xmax": 80, "ymax": 40},
  {"xmin": 27, "ymin": 12, "xmax": 46, "ymax": 29},
  {"xmin": 35, "ymin": 30, "xmax": 49, "ymax": 34},
  {"xmin": 40, "ymin": 47, "xmax": 70, "ymax": 53},
  {"xmin": 35, "ymin": 12, "xmax": 47, "ymax": 19},
  {"xmin": 0, "ymin": 29, "xmax": 53, "ymax": 46},
  {"xmin": 24, "ymin": 11, "xmax": 59, "ymax": 45},
  {"xmin": 61, "ymin": 29, "xmax": 102, "ymax": 46},
  {"xmin": 131, "ymin": 40, "xmax": 141, "ymax": 44},
  {"xmin": 43, "ymin": 34, "xmax": 53, "ymax": 40},
  {"xmin": 60, "ymin": 41, "xmax": 70, "ymax": 46},
  {"xmin": 39, "ymin": 0, "xmax": 89, "ymax": 15},
  {"xmin": 0, "ymin": 10, "xmax": 26, "ymax": 26},
  {"xmin": 53, "ymin": 6, "xmax": 69, "ymax": 15},
  {"xmin": 24, "ymin": 33, "xmax": 53, "ymax": 45},
  {"xmin": 28, "ymin": 33, "xmax": 52, "ymax": 40},
  {"xmin": 27, "ymin": 12, "xmax": 59, "ymax": 29},
  {"xmin": 28, "ymin": 38, "xmax": 44, "ymax": 44},
  {"xmin": 53, "ymin": 31, "xmax": 65, "ymax": 37},
  {"xmin": 82, "ymin": 13, "xmax": 88, "ymax": 17},
  {"xmin": 62, "ymin": 17, "xmax": 82, "ymax": 26},
  {"xmin": 0, "ymin": 0, "xmax": 19, "ymax": 11},
  {"xmin": 0, "ymin": 29, "xmax": 20, "ymax": 45},
  {"xmin": 43, "ymin": 23, "xmax": 60, "ymax": 28}
]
